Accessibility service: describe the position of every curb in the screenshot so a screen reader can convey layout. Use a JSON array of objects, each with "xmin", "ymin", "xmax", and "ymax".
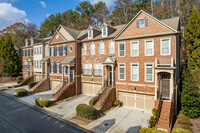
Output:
[{"xmin": 0, "ymin": 91, "xmax": 92, "ymax": 133}]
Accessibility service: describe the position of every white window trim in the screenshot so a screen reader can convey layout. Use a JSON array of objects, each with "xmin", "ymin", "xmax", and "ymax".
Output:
[
  {"xmin": 144, "ymin": 63, "xmax": 154, "ymax": 82},
  {"xmin": 145, "ymin": 40, "xmax": 154, "ymax": 56},
  {"xmin": 99, "ymin": 42, "xmax": 104, "ymax": 54},
  {"xmin": 102, "ymin": 27, "xmax": 108, "ymax": 37},
  {"xmin": 118, "ymin": 63, "xmax": 126, "ymax": 80},
  {"xmin": 118, "ymin": 42, "xmax": 126, "ymax": 57},
  {"xmin": 160, "ymin": 38, "xmax": 171, "ymax": 56},
  {"xmin": 88, "ymin": 30, "xmax": 93, "ymax": 39},
  {"xmin": 109, "ymin": 41, "xmax": 115, "ymax": 54},
  {"xmin": 82, "ymin": 45, "xmax": 87, "ymax": 55},
  {"xmin": 51, "ymin": 62, "xmax": 54, "ymax": 73},
  {"xmin": 130, "ymin": 63, "xmax": 139, "ymax": 81},
  {"xmin": 130, "ymin": 41, "xmax": 139, "ymax": 57}
]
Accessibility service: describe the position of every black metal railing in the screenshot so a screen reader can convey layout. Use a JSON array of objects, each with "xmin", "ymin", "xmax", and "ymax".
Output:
[
  {"xmin": 169, "ymin": 89, "xmax": 175, "ymax": 127},
  {"xmin": 156, "ymin": 89, "xmax": 163, "ymax": 124}
]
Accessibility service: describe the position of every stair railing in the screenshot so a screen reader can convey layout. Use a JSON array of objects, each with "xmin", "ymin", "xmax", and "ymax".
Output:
[
  {"xmin": 100, "ymin": 88, "xmax": 112, "ymax": 106},
  {"xmin": 156, "ymin": 88, "xmax": 163, "ymax": 124},
  {"xmin": 169, "ymin": 89, "xmax": 175, "ymax": 127},
  {"xmin": 95, "ymin": 85, "xmax": 106, "ymax": 97},
  {"xmin": 53, "ymin": 81, "xmax": 65, "ymax": 94}
]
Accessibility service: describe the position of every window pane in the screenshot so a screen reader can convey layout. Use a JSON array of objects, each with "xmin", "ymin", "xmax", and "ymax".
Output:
[
  {"xmin": 109, "ymin": 41, "xmax": 115, "ymax": 54},
  {"xmin": 146, "ymin": 64, "xmax": 153, "ymax": 81},
  {"xmin": 132, "ymin": 42, "xmax": 138, "ymax": 56},
  {"xmin": 162, "ymin": 39, "xmax": 170, "ymax": 55},
  {"xmin": 140, "ymin": 19, "xmax": 145, "ymax": 27},
  {"xmin": 119, "ymin": 43, "xmax": 125, "ymax": 56},
  {"xmin": 146, "ymin": 41, "xmax": 153, "ymax": 55},
  {"xmin": 119, "ymin": 64, "xmax": 125, "ymax": 80}
]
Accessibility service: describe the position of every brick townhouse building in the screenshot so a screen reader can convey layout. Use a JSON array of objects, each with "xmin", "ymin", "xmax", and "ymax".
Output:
[{"xmin": 22, "ymin": 10, "xmax": 180, "ymax": 131}]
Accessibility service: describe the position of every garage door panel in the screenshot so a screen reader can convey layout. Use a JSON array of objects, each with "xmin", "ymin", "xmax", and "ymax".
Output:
[
  {"xmin": 127, "ymin": 93, "xmax": 135, "ymax": 107},
  {"xmin": 145, "ymin": 95, "xmax": 154, "ymax": 110},
  {"xmin": 119, "ymin": 92, "xmax": 127, "ymax": 106}
]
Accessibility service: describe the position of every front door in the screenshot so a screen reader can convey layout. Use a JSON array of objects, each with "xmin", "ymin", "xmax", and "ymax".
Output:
[
  {"xmin": 161, "ymin": 74, "xmax": 170, "ymax": 98},
  {"xmin": 70, "ymin": 67, "xmax": 74, "ymax": 83},
  {"xmin": 107, "ymin": 68, "xmax": 112, "ymax": 87}
]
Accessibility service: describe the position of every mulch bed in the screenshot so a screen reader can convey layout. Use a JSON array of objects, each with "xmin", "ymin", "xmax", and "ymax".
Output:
[{"xmin": 71, "ymin": 116, "xmax": 94, "ymax": 126}]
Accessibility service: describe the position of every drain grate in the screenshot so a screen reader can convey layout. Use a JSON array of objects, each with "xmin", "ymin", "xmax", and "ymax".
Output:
[{"xmin": 104, "ymin": 123, "xmax": 109, "ymax": 126}]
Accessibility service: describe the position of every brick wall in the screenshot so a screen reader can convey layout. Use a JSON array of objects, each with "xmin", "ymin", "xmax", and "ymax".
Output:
[{"xmin": 29, "ymin": 78, "xmax": 50, "ymax": 94}]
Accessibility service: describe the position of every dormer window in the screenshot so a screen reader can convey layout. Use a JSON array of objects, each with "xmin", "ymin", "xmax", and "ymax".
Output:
[
  {"xmin": 31, "ymin": 39, "xmax": 34, "ymax": 45},
  {"xmin": 102, "ymin": 27, "xmax": 107, "ymax": 37},
  {"xmin": 25, "ymin": 39, "xmax": 28, "ymax": 47},
  {"xmin": 88, "ymin": 30, "xmax": 93, "ymax": 39}
]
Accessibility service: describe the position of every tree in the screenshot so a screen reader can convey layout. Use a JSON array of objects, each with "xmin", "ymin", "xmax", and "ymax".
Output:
[
  {"xmin": 185, "ymin": 6, "xmax": 200, "ymax": 75},
  {"xmin": 1, "ymin": 34, "xmax": 21, "ymax": 77},
  {"xmin": 0, "ymin": 36, "xmax": 4, "ymax": 75}
]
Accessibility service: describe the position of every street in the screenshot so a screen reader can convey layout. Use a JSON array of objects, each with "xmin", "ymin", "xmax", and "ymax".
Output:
[{"xmin": 0, "ymin": 92, "xmax": 89, "ymax": 133}]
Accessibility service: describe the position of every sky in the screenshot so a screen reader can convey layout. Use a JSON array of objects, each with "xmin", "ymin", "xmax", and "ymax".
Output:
[{"xmin": 0, "ymin": 0, "xmax": 115, "ymax": 30}]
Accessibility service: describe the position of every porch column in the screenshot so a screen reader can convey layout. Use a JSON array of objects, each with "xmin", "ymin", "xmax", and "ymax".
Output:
[
  {"xmin": 62, "ymin": 65, "xmax": 64, "ymax": 83},
  {"xmin": 68, "ymin": 65, "xmax": 70, "ymax": 85},
  {"xmin": 42, "ymin": 62, "xmax": 44, "ymax": 78},
  {"xmin": 102, "ymin": 65, "xmax": 104, "ymax": 86},
  {"xmin": 170, "ymin": 72, "xmax": 174, "ymax": 100},
  {"xmin": 45, "ymin": 62, "xmax": 48, "ymax": 78},
  {"xmin": 112, "ymin": 65, "xmax": 114, "ymax": 88},
  {"xmin": 28, "ymin": 62, "xmax": 30, "ymax": 76},
  {"xmin": 155, "ymin": 72, "xmax": 158, "ymax": 100}
]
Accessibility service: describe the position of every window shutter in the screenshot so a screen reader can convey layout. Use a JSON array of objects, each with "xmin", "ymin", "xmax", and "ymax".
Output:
[
  {"xmin": 60, "ymin": 46, "xmax": 63, "ymax": 56},
  {"xmin": 136, "ymin": 20, "xmax": 139, "ymax": 28},
  {"xmin": 50, "ymin": 48, "xmax": 51, "ymax": 56},
  {"xmin": 65, "ymin": 46, "xmax": 67, "ymax": 56},
  {"xmin": 31, "ymin": 49, "xmax": 33, "ymax": 56},
  {"xmin": 54, "ymin": 62, "xmax": 57, "ymax": 73},
  {"xmin": 60, "ymin": 64, "xmax": 62, "ymax": 73},
  {"xmin": 54, "ymin": 47, "xmax": 57, "ymax": 56},
  {"xmin": 145, "ymin": 19, "xmax": 148, "ymax": 27}
]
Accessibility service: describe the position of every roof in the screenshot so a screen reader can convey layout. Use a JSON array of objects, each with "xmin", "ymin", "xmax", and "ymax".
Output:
[
  {"xmin": 41, "ymin": 56, "xmax": 50, "ymax": 62},
  {"xmin": 102, "ymin": 56, "xmax": 116, "ymax": 64},
  {"xmin": 81, "ymin": 24, "xmax": 126, "ymax": 42},
  {"xmin": 161, "ymin": 17, "xmax": 180, "ymax": 31},
  {"xmin": 61, "ymin": 56, "xmax": 75, "ymax": 64},
  {"xmin": 14, "ymin": 45, "xmax": 19, "ymax": 51},
  {"xmin": 62, "ymin": 25, "xmax": 80, "ymax": 39}
]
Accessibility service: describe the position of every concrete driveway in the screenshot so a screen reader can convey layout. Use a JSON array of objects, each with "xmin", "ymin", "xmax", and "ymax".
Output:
[
  {"xmin": 0, "ymin": 82, "xmax": 17, "ymax": 89},
  {"xmin": 85, "ymin": 107, "xmax": 152, "ymax": 133},
  {"xmin": 47, "ymin": 94, "xmax": 93, "ymax": 120}
]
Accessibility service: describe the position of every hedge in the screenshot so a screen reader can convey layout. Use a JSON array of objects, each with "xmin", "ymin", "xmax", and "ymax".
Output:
[
  {"xmin": 139, "ymin": 127, "xmax": 167, "ymax": 133},
  {"xmin": 148, "ymin": 108, "xmax": 157, "ymax": 128},
  {"xmin": 16, "ymin": 76, "xmax": 23, "ymax": 84},
  {"xmin": 16, "ymin": 89, "xmax": 28, "ymax": 97},
  {"xmin": 76, "ymin": 104, "xmax": 98, "ymax": 120},
  {"xmin": 29, "ymin": 82, "xmax": 38, "ymax": 89},
  {"xmin": 35, "ymin": 98, "xmax": 50, "ymax": 107},
  {"xmin": 172, "ymin": 128, "xmax": 192, "ymax": 133}
]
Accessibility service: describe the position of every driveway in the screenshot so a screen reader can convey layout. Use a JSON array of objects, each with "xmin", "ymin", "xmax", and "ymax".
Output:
[
  {"xmin": 0, "ymin": 82, "xmax": 17, "ymax": 89},
  {"xmin": 0, "ymin": 92, "xmax": 88, "ymax": 133},
  {"xmin": 85, "ymin": 107, "xmax": 152, "ymax": 133},
  {"xmin": 47, "ymin": 94, "xmax": 93, "ymax": 120},
  {"xmin": 4, "ymin": 85, "xmax": 30, "ymax": 95}
]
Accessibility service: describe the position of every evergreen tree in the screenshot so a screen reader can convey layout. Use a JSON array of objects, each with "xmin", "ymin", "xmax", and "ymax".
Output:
[
  {"xmin": 185, "ymin": 6, "xmax": 200, "ymax": 75},
  {"xmin": 0, "ymin": 36, "xmax": 4, "ymax": 75},
  {"xmin": 2, "ymin": 34, "xmax": 20, "ymax": 77}
]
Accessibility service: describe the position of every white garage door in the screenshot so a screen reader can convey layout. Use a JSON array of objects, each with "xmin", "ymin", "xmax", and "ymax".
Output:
[
  {"xmin": 118, "ymin": 91, "xmax": 154, "ymax": 111},
  {"xmin": 82, "ymin": 83, "xmax": 101, "ymax": 96}
]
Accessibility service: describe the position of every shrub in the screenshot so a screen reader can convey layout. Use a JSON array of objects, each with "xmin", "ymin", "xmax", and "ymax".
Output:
[
  {"xmin": 16, "ymin": 89, "xmax": 28, "ymax": 97},
  {"xmin": 29, "ymin": 82, "xmax": 38, "ymax": 89},
  {"xmin": 114, "ymin": 100, "xmax": 121, "ymax": 106},
  {"xmin": 8, "ymin": 86, "xmax": 12, "ymax": 88},
  {"xmin": 35, "ymin": 98, "xmax": 50, "ymax": 107},
  {"xmin": 139, "ymin": 127, "xmax": 167, "ymax": 133},
  {"xmin": 172, "ymin": 128, "xmax": 192, "ymax": 133},
  {"xmin": 148, "ymin": 108, "xmax": 157, "ymax": 128},
  {"xmin": 76, "ymin": 104, "xmax": 98, "ymax": 120},
  {"xmin": 16, "ymin": 76, "xmax": 23, "ymax": 84},
  {"xmin": 177, "ymin": 112, "xmax": 192, "ymax": 126},
  {"xmin": 89, "ymin": 96, "xmax": 99, "ymax": 107}
]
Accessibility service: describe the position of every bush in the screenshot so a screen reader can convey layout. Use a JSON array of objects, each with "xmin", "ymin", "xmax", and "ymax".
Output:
[
  {"xmin": 89, "ymin": 96, "xmax": 99, "ymax": 107},
  {"xmin": 35, "ymin": 98, "xmax": 50, "ymax": 107},
  {"xmin": 139, "ymin": 127, "xmax": 167, "ymax": 133},
  {"xmin": 148, "ymin": 108, "xmax": 157, "ymax": 128},
  {"xmin": 16, "ymin": 76, "xmax": 23, "ymax": 84},
  {"xmin": 76, "ymin": 104, "xmax": 98, "ymax": 120},
  {"xmin": 177, "ymin": 112, "xmax": 192, "ymax": 126},
  {"xmin": 29, "ymin": 82, "xmax": 38, "ymax": 89},
  {"xmin": 16, "ymin": 89, "xmax": 28, "ymax": 97},
  {"xmin": 172, "ymin": 128, "xmax": 192, "ymax": 133},
  {"xmin": 114, "ymin": 100, "xmax": 121, "ymax": 106}
]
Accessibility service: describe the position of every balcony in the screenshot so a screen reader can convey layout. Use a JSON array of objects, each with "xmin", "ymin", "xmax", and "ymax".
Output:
[{"xmin": 155, "ymin": 57, "xmax": 174, "ymax": 67}]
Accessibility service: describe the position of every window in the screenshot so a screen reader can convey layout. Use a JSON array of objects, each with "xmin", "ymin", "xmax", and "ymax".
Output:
[
  {"xmin": 34, "ymin": 48, "xmax": 36, "ymax": 54},
  {"xmin": 51, "ymin": 62, "xmax": 54, "ymax": 73},
  {"xmin": 88, "ymin": 64, "xmax": 92, "ymax": 75},
  {"xmin": 36, "ymin": 47, "xmax": 39, "ymax": 54},
  {"xmin": 99, "ymin": 43, "xmax": 104, "ymax": 54},
  {"xmin": 140, "ymin": 19, "xmax": 145, "ymax": 28},
  {"xmin": 131, "ymin": 42, "xmax": 139, "ymax": 56},
  {"xmin": 40, "ymin": 61, "xmax": 42, "ymax": 68},
  {"xmin": 69, "ymin": 46, "xmax": 73, "ymax": 52},
  {"xmin": 34, "ymin": 61, "xmax": 36, "ymax": 68},
  {"xmin": 109, "ymin": 41, "xmax": 115, "ymax": 54},
  {"xmin": 161, "ymin": 39, "xmax": 170, "ymax": 55},
  {"xmin": 64, "ymin": 66, "xmax": 67, "ymax": 74},
  {"xmin": 37, "ymin": 60, "xmax": 39, "ymax": 68},
  {"xmin": 88, "ymin": 30, "xmax": 93, "ymax": 39},
  {"xmin": 131, "ymin": 64, "xmax": 139, "ymax": 81},
  {"xmin": 51, "ymin": 47, "xmax": 54, "ymax": 56},
  {"xmin": 30, "ymin": 49, "xmax": 32, "ymax": 56},
  {"xmin": 94, "ymin": 63, "xmax": 102, "ymax": 76},
  {"xmin": 119, "ymin": 43, "xmax": 125, "ymax": 57},
  {"xmin": 145, "ymin": 40, "xmax": 154, "ymax": 56},
  {"xmin": 23, "ymin": 50, "xmax": 25, "ymax": 56},
  {"xmin": 57, "ymin": 63, "xmax": 60, "ymax": 74},
  {"xmin": 63, "ymin": 46, "xmax": 67, "ymax": 56},
  {"xmin": 119, "ymin": 64, "xmax": 125, "ymax": 80},
  {"xmin": 82, "ymin": 45, "xmax": 87, "ymax": 55},
  {"xmin": 83, "ymin": 64, "xmax": 87, "ymax": 75},
  {"xmin": 90, "ymin": 44, "xmax": 95, "ymax": 55},
  {"xmin": 102, "ymin": 27, "xmax": 107, "ymax": 37},
  {"xmin": 24, "ymin": 61, "xmax": 27, "ymax": 69},
  {"xmin": 145, "ymin": 64, "xmax": 153, "ymax": 82},
  {"xmin": 39, "ymin": 47, "xmax": 42, "ymax": 54},
  {"xmin": 83, "ymin": 64, "xmax": 92, "ymax": 75},
  {"xmin": 57, "ymin": 47, "xmax": 60, "ymax": 56}
]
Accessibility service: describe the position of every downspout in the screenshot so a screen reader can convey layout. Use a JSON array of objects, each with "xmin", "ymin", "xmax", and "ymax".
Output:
[{"xmin": 76, "ymin": 42, "xmax": 78, "ymax": 95}]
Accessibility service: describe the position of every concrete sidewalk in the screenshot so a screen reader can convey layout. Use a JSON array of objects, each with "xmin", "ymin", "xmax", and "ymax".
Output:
[
  {"xmin": 0, "ymin": 82, "xmax": 17, "ymax": 89},
  {"xmin": 85, "ymin": 107, "xmax": 152, "ymax": 133}
]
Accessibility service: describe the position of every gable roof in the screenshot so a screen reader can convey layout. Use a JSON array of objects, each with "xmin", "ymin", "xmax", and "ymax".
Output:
[
  {"xmin": 115, "ymin": 10, "xmax": 180, "ymax": 39},
  {"xmin": 161, "ymin": 17, "xmax": 180, "ymax": 31},
  {"xmin": 62, "ymin": 25, "xmax": 80, "ymax": 39}
]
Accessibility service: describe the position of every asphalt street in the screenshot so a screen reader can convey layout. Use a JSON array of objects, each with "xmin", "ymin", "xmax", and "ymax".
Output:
[{"xmin": 0, "ymin": 92, "xmax": 89, "ymax": 133}]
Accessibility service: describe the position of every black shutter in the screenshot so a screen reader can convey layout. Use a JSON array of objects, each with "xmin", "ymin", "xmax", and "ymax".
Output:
[
  {"xmin": 65, "ymin": 46, "xmax": 67, "ymax": 56},
  {"xmin": 145, "ymin": 19, "xmax": 148, "ymax": 27},
  {"xmin": 28, "ymin": 49, "xmax": 30, "ymax": 56},
  {"xmin": 136, "ymin": 20, "xmax": 139, "ymax": 28},
  {"xmin": 31, "ymin": 49, "xmax": 33, "ymax": 56},
  {"xmin": 60, "ymin": 63, "xmax": 62, "ymax": 73},
  {"xmin": 55, "ymin": 47, "xmax": 57, "ymax": 56},
  {"xmin": 60, "ymin": 46, "xmax": 63, "ymax": 56},
  {"xmin": 50, "ymin": 48, "xmax": 51, "ymax": 56},
  {"xmin": 54, "ymin": 62, "xmax": 57, "ymax": 73}
]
